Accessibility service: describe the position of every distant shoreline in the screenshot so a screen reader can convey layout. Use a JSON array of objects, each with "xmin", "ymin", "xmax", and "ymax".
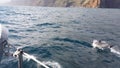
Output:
[{"xmin": 2, "ymin": 0, "xmax": 120, "ymax": 8}]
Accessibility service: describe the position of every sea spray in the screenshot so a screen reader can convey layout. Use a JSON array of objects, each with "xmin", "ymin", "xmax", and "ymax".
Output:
[
  {"xmin": 110, "ymin": 46, "xmax": 120, "ymax": 57},
  {"xmin": 42, "ymin": 61, "xmax": 62, "ymax": 68},
  {"xmin": 23, "ymin": 52, "xmax": 49, "ymax": 68},
  {"xmin": 23, "ymin": 52, "xmax": 62, "ymax": 68},
  {"xmin": 36, "ymin": 61, "xmax": 62, "ymax": 68}
]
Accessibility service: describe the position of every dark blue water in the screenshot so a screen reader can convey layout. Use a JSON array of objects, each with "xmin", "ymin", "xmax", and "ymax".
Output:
[{"xmin": 0, "ymin": 6, "xmax": 120, "ymax": 68}]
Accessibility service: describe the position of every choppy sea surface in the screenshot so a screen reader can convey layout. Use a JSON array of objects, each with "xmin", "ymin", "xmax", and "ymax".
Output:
[{"xmin": 0, "ymin": 6, "xmax": 120, "ymax": 68}]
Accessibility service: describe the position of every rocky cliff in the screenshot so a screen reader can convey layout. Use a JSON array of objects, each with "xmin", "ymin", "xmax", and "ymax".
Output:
[{"xmin": 10, "ymin": 0, "xmax": 120, "ymax": 8}]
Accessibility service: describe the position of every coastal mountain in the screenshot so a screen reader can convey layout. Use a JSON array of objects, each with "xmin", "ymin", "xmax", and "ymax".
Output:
[{"xmin": 10, "ymin": 0, "xmax": 120, "ymax": 8}]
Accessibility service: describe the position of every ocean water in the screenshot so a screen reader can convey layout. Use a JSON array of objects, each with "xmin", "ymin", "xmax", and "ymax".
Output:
[{"xmin": 0, "ymin": 6, "xmax": 120, "ymax": 68}]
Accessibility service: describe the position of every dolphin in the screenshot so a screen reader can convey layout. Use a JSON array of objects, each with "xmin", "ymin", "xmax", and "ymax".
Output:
[{"xmin": 92, "ymin": 39, "xmax": 110, "ymax": 50}]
